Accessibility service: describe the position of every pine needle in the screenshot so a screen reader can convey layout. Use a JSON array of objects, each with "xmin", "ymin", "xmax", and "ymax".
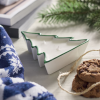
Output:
[{"xmin": 38, "ymin": 0, "xmax": 100, "ymax": 29}]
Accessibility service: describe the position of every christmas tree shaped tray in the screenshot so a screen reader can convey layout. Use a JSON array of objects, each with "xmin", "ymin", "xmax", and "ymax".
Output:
[{"xmin": 21, "ymin": 31, "xmax": 89, "ymax": 74}]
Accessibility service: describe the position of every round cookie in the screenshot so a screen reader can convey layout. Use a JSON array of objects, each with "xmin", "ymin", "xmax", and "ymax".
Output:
[
  {"xmin": 72, "ymin": 75, "xmax": 100, "ymax": 98},
  {"xmin": 77, "ymin": 59, "xmax": 100, "ymax": 82}
]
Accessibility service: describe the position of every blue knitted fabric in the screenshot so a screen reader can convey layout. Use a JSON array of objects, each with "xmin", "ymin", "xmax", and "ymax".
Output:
[{"xmin": 0, "ymin": 25, "xmax": 56, "ymax": 100}]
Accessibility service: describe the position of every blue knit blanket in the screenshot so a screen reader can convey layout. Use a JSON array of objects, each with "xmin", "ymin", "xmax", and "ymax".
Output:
[{"xmin": 0, "ymin": 25, "xmax": 56, "ymax": 100}]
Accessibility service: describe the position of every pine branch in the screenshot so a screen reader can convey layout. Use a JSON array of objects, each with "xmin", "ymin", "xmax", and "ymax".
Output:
[
  {"xmin": 86, "ymin": 10, "xmax": 100, "ymax": 29},
  {"xmin": 38, "ymin": 1, "xmax": 91, "ymax": 24},
  {"xmin": 38, "ymin": 0, "xmax": 100, "ymax": 29}
]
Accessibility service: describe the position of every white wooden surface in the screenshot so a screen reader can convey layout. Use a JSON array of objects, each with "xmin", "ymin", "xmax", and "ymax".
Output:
[{"xmin": 11, "ymin": 0, "xmax": 100, "ymax": 100}]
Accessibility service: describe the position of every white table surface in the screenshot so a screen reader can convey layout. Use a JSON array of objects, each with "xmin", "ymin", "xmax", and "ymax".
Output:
[{"xmin": 11, "ymin": 0, "xmax": 100, "ymax": 100}]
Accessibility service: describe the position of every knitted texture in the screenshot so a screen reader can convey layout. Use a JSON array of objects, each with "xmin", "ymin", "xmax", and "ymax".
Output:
[{"xmin": 0, "ymin": 25, "xmax": 56, "ymax": 100}]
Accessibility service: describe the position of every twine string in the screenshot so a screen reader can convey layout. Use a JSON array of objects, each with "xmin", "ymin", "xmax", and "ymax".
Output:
[{"xmin": 57, "ymin": 50, "xmax": 100, "ymax": 95}]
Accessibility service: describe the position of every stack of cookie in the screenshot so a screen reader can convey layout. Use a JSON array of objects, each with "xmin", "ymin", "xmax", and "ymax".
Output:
[{"xmin": 72, "ymin": 59, "xmax": 100, "ymax": 98}]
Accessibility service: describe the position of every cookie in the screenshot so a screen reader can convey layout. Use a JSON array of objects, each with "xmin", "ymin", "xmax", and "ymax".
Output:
[
  {"xmin": 77, "ymin": 59, "xmax": 100, "ymax": 82},
  {"xmin": 72, "ymin": 75, "xmax": 100, "ymax": 98}
]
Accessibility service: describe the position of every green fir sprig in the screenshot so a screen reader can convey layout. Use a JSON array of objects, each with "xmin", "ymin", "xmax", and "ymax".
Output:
[{"xmin": 38, "ymin": 0, "xmax": 100, "ymax": 30}]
